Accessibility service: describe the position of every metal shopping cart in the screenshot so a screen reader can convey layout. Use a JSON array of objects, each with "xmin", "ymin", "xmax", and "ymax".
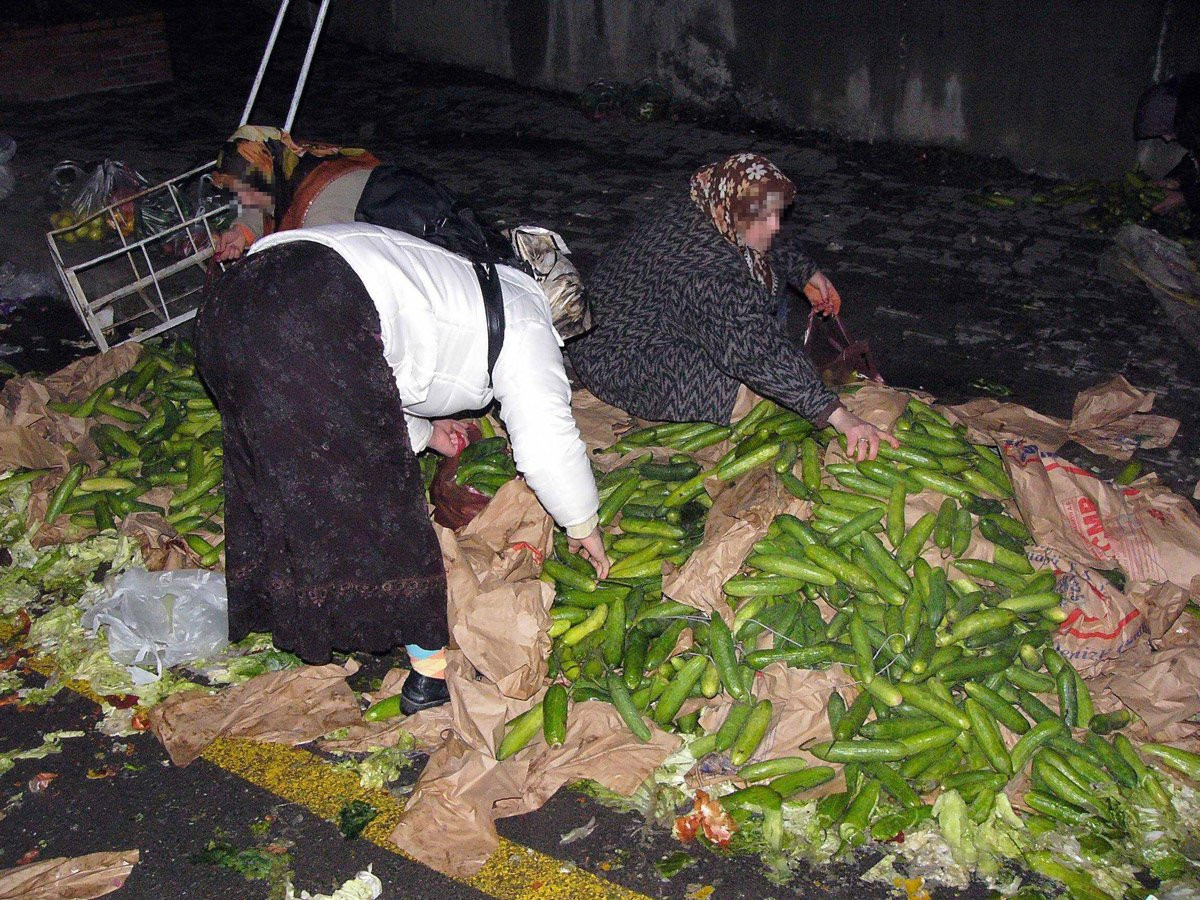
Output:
[{"xmin": 45, "ymin": 0, "xmax": 331, "ymax": 351}]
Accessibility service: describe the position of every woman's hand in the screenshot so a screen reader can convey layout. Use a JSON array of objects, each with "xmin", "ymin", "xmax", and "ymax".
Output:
[
  {"xmin": 428, "ymin": 419, "xmax": 470, "ymax": 456},
  {"xmin": 828, "ymin": 407, "xmax": 899, "ymax": 462},
  {"xmin": 568, "ymin": 527, "xmax": 610, "ymax": 580},
  {"xmin": 803, "ymin": 270, "xmax": 842, "ymax": 316},
  {"xmin": 212, "ymin": 227, "xmax": 250, "ymax": 262}
]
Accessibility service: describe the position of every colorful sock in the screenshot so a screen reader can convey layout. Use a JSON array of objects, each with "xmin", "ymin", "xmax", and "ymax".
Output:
[{"xmin": 405, "ymin": 644, "xmax": 447, "ymax": 679}]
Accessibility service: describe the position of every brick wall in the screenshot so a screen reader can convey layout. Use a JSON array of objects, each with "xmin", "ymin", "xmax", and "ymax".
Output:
[{"xmin": 0, "ymin": 12, "xmax": 172, "ymax": 103}]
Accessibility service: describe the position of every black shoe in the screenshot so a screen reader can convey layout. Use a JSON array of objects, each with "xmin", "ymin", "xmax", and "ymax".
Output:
[{"xmin": 400, "ymin": 671, "xmax": 450, "ymax": 715}]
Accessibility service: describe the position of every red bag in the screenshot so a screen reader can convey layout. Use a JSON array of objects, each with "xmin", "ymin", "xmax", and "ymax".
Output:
[
  {"xmin": 803, "ymin": 309, "xmax": 885, "ymax": 386},
  {"xmin": 429, "ymin": 424, "xmax": 492, "ymax": 530}
]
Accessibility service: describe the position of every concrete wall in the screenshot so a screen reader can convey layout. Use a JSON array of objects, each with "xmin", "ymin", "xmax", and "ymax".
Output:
[{"xmin": 302, "ymin": 0, "xmax": 1200, "ymax": 178}]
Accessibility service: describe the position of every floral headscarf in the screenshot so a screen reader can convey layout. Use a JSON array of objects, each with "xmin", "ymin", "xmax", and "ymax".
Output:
[
  {"xmin": 690, "ymin": 152, "xmax": 795, "ymax": 291},
  {"xmin": 213, "ymin": 125, "xmax": 370, "ymax": 227}
]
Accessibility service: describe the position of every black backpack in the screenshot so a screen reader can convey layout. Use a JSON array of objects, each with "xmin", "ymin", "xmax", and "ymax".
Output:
[{"xmin": 354, "ymin": 165, "xmax": 513, "ymax": 377}]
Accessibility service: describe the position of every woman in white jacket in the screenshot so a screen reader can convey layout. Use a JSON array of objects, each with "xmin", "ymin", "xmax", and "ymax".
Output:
[{"xmin": 194, "ymin": 223, "xmax": 607, "ymax": 714}]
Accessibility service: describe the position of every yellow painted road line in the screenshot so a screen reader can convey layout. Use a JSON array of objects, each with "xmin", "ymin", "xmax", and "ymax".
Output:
[
  {"xmin": 3, "ymin": 627, "xmax": 650, "ymax": 900},
  {"xmin": 205, "ymin": 737, "xmax": 647, "ymax": 900}
]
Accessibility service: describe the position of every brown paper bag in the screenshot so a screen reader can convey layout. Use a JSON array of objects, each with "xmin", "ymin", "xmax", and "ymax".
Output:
[
  {"xmin": 1027, "ymin": 545, "xmax": 1150, "ymax": 676},
  {"xmin": 944, "ymin": 397, "xmax": 1070, "ymax": 450},
  {"xmin": 119, "ymin": 512, "xmax": 198, "ymax": 571},
  {"xmin": 1066, "ymin": 376, "xmax": 1179, "ymax": 459},
  {"xmin": 1003, "ymin": 440, "xmax": 1200, "ymax": 593},
  {"xmin": 0, "ymin": 850, "xmax": 138, "ymax": 900},
  {"xmin": 149, "ymin": 662, "xmax": 363, "ymax": 766},
  {"xmin": 569, "ymin": 388, "xmax": 635, "ymax": 453},
  {"xmin": 1100, "ymin": 645, "xmax": 1200, "ymax": 740},
  {"xmin": 663, "ymin": 466, "xmax": 806, "ymax": 618},
  {"xmin": 392, "ymin": 702, "xmax": 679, "ymax": 879}
]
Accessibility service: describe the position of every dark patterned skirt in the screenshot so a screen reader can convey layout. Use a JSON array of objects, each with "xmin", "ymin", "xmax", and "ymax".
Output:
[{"xmin": 194, "ymin": 242, "xmax": 448, "ymax": 663}]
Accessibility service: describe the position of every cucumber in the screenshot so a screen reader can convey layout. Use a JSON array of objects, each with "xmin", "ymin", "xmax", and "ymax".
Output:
[
  {"xmin": 606, "ymin": 674, "xmax": 652, "ymax": 742},
  {"xmin": 543, "ymin": 684, "xmax": 569, "ymax": 746},
  {"xmin": 729, "ymin": 699, "xmax": 774, "ymax": 766},
  {"xmin": 808, "ymin": 740, "xmax": 907, "ymax": 762},
  {"xmin": 738, "ymin": 755, "xmax": 810, "ymax": 782},
  {"xmin": 745, "ymin": 553, "xmax": 837, "ymax": 586},
  {"xmin": 496, "ymin": 702, "xmax": 545, "ymax": 760},
  {"xmin": 769, "ymin": 766, "xmax": 836, "ymax": 799}
]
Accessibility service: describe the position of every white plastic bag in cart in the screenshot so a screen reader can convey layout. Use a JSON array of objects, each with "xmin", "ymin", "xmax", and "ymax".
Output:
[{"xmin": 82, "ymin": 568, "xmax": 228, "ymax": 682}]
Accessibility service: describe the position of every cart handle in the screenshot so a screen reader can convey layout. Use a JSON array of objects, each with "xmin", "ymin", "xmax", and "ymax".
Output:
[
  {"xmin": 240, "ymin": 0, "xmax": 292, "ymax": 126},
  {"xmin": 285, "ymin": 0, "xmax": 331, "ymax": 132}
]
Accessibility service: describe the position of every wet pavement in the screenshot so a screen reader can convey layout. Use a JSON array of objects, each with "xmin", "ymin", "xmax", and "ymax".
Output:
[
  {"xmin": 4, "ymin": 2, "xmax": 1197, "ymax": 494},
  {"xmin": 0, "ymin": 0, "xmax": 1197, "ymax": 896}
]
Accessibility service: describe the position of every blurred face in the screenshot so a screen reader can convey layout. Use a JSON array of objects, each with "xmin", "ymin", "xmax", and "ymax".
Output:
[
  {"xmin": 740, "ymin": 204, "xmax": 783, "ymax": 253},
  {"xmin": 231, "ymin": 177, "xmax": 272, "ymax": 210}
]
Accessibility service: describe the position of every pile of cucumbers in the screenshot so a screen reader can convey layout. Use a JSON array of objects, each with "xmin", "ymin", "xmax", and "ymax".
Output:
[
  {"xmin": 36, "ymin": 341, "xmax": 225, "ymax": 565},
  {"xmin": 498, "ymin": 401, "xmax": 824, "ymax": 760},
  {"xmin": 506, "ymin": 397, "xmax": 1200, "ymax": 882}
]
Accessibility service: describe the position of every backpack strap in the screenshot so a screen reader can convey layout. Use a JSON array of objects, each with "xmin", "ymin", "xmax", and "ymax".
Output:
[{"xmin": 475, "ymin": 261, "xmax": 505, "ymax": 380}]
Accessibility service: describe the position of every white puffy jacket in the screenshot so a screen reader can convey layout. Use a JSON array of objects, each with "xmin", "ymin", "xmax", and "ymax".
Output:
[{"xmin": 248, "ymin": 223, "xmax": 599, "ymax": 536}]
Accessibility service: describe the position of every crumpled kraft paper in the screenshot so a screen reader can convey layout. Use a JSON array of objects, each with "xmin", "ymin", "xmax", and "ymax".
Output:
[
  {"xmin": 457, "ymin": 478, "xmax": 553, "ymax": 568},
  {"xmin": 692, "ymin": 666, "xmax": 851, "ymax": 798},
  {"xmin": 1, "ymin": 347, "xmax": 148, "ymax": 546},
  {"xmin": 440, "ymin": 482, "xmax": 554, "ymax": 700},
  {"xmin": 322, "ymin": 489, "xmax": 557, "ymax": 758},
  {"xmin": 569, "ymin": 388, "xmax": 635, "ymax": 454},
  {"xmin": 753, "ymin": 663, "xmax": 846, "ymax": 761},
  {"xmin": 41, "ymin": 344, "xmax": 143, "ymax": 403},
  {"xmin": 839, "ymin": 382, "xmax": 912, "ymax": 429},
  {"xmin": 0, "ymin": 345, "xmax": 142, "ymax": 474},
  {"xmin": 389, "ymin": 491, "xmax": 681, "ymax": 879},
  {"xmin": 0, "ymin": 426, "xmax": 68, "ymax": 476},
  {"xmin": 0, "ymin": 849, "xmax": 138, "ymax": 900},
  {"xmin": 148, "ymin": 661, "xmax": 363, "ymax": 766},
  {"xmin": 1068, "ymin": 376, "xmax": 1179, "ymax": 458},
  {"xmin": 319, "ymin": 668, "xmax": 453, "ymax": 754},
  {"xmin": 945, "ymin": 376, "xmax": 1178, "ymax": 460},
  {"xmin": 119, "ymin": 510, "xmax": 201, "ymax": 572},
  {"xmin": 391, "ymin": 702, "xmax": 679, "ymax": 879},
  {"xmin": 1094, "ymin": 645, "xmax": 1200, "ymax": 740},
  {"xmin": 943, "ymin": 396, "xmax": 1069, "ymax": 451},
  {"xmin": 663, "ymin": 466, "xmax": 807, "ymax": 618}
]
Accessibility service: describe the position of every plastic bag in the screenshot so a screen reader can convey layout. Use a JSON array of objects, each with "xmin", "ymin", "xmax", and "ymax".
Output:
[
  {"xmin": 55, "ymin": 159, "xmax": 147, "ymax": 217},
  {"xmin": 82, "ymin": 568, "xmax": 228, "ymax": 682},
  {"xmin": 508, "ymin": 225, "xmax": 589, "ymax": 339},
  {"xmin": 430, "ymin": 425, "xmax": 492, "ymax": 530},
  {"xmin": 140, "ymin": 171, "xmax": 234, "ymax": 249},
  {"xmin": 803, "ymin": 308, "xmax": 885, "ymax": 386}
]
